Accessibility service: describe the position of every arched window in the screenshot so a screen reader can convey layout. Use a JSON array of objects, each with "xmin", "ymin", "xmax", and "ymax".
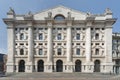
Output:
[
  {"xmin": 20, "ymin": 49, "xmax": 24, "ymax": 55},
  {"xmin": 54, "ymin": 15, "xmax": 65, "ymax": 20},
  {"xmin": 95, "ymin": 49, "xmax": 99, "ymax": 55},
  {"xmin": 20, "ymin": 33, "xmax": 24, "ymax": 40},
  {"xmin": 95, "ymin": 33, "xmax": 99, "ymax": 40}
]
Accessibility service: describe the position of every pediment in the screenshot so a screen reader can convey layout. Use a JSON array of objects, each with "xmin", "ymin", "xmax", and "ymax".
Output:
[
  {"xmin": 73, "ymin": 45, "xmax": 85, "ymax": 49},
  {"xmin": 35, "ymin": 45, "xmax": 47, "ymax": 49},
  {"xmin": 54, "ymin": 45, "xmax": 66, "ymax": 49},
  {"xmin": 16, "ymin": 46, "xmax": 27, "ymax": 49},
  {"xmin": 92, "ymin": 45, "xmax": 104, "ymax": 49},
  {"xmin": 34, "ymin": 5, "xmax": 87, "ymax": 20}
]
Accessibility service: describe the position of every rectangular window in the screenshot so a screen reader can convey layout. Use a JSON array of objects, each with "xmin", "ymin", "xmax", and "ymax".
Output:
[
  {"xmin": 76, "ymin": 34, "xmax": 80, "ymax": 40},
  {"xmin": 39, "ymin": 49, "xmax": 43, "ymax": 55},
  {"xmin": 57, "ymin": 34, "xmax": 61, "ymax": 40},
  {"xmin": 76, "ymin": 28, "xmax": 81, "ymax": 30},
  {"xmin": 39, "ymin": 33, "xmax": 43, "ymax": 40},
  {"xmin": 76, "ymin": 48, "xmax": 80, "ymax": 55},
  {"xmin": 58, "ymin": 48, "xmax": 62, "ymax": 55}
]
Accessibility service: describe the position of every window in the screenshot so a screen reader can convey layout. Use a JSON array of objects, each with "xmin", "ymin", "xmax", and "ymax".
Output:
[
  {"xmin": 95, "ymin": 33, "xmax": 99, "ymax": 40},
  {"xmin": 76, "ymin": 34, "xmax": 80, "ymax": 40},
  {"xmin": 57, "ymin": 34, "xmax": 61, "ymax": 40},
  {"xmin": 20, "ymin": 33, "xmax": 24, "ymax": 40},
  {"xmin": 39, "ymin": 33, "xmax": 43, "ymax": 40},
  {"xmin": 39, "ymin": 28, "xmax": 43, "ymax": 30},
  {"xmin": 20, "ymin": 49, "xmax": 24, "ymax": 55},
  {"xmin": 95, "ymin": 49, "xmax": 99, "ymax": 55},
  {"xmin": 58, "ymin": 48, "xmax": 62, "ymax": 55},
  {"xmin": 39, "ymin": 49, "xmax": 43, "ymax": 55},
  {"xmin": 54, "ymin": 15, "xmax": 65, "ymax": 20},
  {"xmin": 76, "ymin": 28, "xmax": 81, "ymax": 30},
  {"xmin": 76, "ymin": 48, "xmax": 80, "ymax": 55},
  {"xmin": 57, "ymin": 28, "xmax": 62, "ymax": 30}
]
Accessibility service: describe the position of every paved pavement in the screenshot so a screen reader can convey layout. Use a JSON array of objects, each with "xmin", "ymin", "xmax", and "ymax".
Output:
[{"xmin": 0, "ymin": 72, "xmax": 120, "ymax": 80}]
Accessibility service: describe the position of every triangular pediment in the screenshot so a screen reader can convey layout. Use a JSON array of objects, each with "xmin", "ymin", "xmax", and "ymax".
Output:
[{"xmin": 34, "ymin": 5, "xmax": 87, "ymax": 20}]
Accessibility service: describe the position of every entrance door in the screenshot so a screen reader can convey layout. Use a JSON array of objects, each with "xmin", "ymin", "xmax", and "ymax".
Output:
[
  {"xmin": 56, "ymin": 60, "xmax": 63, "ymax": 72},
  {"xmin": 94, "ymin": 60, "xmax": 100, "ymax": 72},
  {"xmin": 75, "ymin": 60, "xmax": 81, "ymax": 72},
  {"xmin": 38, "ymin": 60, "xmax": 44, "ymax": 72},
  {"xmin": 18, "ymin": 60, "xmax": 25, "ymax": 72}
]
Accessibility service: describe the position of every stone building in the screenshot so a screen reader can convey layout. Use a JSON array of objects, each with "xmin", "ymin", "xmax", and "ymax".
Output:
[
  {"xmin": 3, "ymin": 6, "xmax": 117, "ymax": 73},
  {"xmin": 112, "ymin": 33, "xmax": 120, "ymax": 74},
  {"xmin": 0, "ymin": 54, "xmax": 7, "ymax": 72}
]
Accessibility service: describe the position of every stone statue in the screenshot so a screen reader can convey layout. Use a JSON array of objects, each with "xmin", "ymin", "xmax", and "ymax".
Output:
[
  {"xmin": 68, "ymin": 12, "xmax": 71, "ymax": 18},
  {"xmin": 105, "ymin": 8, "xmax": 112, "ymax": 14},
  {"xmin": 8, "ymin": 7, "xmax": 14, "ymax": 13},
  {"xmin": 48, "ymin": 11, "xmax": 52, "ymax": 18}
]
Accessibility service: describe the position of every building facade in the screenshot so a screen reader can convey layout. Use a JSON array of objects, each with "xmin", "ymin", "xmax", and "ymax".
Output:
[
  {"xmin": 112, "ymin": 33, "xmax": 120, "ymax": 74},
  {"xmin": 0, "ymin": 54, "xmax": 7, "ymax": 73},
  {"xmin": 3, "ymin": 6, "xmax": 117, "ymax": 73}
]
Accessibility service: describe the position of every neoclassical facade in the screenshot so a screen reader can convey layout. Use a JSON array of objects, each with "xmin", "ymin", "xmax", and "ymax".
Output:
[{"xmin": 3, "ymin": 6, "xmax": 117, "ymax": 73}]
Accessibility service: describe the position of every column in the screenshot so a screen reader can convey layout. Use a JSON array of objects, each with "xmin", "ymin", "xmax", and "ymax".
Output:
[
  {"xmin": 45, "ymin": 25, "xmax": 53, "ymax": 72},
  {"xmin": 47, "ymin": 27, "xmax": 53, "ymax": 63},
  {"xmin": 85, "ymin": 27, "xmax": 91, "ymax": 62},
  {"xmin": 6, "ymin": 25, "xmax": 15, "ymax": 72},
  {"xmin": 26, "ymin": 26, "xmax": 34, "ymax": 72},
  {"xmin": 67, "ymin": 26, "xmax": 72, "ymax": 62},
  {"xmin": 66, "ymin": 23, "xmax": 73, "ymax": 72},
  {"xmin": 104, "ymin": 26, "xmax": 113, "ymax": 73},
  {"xmin": 84, "ymin": 21, "xmax": 93, "ymax": 73}
]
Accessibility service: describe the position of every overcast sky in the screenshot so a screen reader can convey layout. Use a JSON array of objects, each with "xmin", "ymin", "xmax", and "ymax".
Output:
[{"xmin": 0, "ymin": 0, "xmax": 120, "ymax": 54}]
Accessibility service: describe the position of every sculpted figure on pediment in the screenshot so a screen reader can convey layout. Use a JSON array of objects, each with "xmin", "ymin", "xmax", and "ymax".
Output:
[{"xmin": 48, "ymin": 11, "xmax": 52, "ymax": 18}]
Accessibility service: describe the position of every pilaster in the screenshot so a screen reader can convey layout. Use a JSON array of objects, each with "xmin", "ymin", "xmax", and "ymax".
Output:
[
  {"xmin": 6, "ymin": 24, "xmax": 15, "ymax": 72},
  {"xmin": 26, "ymin": 23, "xmax": 34, "ymax": 73}
]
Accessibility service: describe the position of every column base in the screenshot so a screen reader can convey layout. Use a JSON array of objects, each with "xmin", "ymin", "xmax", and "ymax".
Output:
[
  {"xmin": 25, "ymin": 62, "xmax": 33, "ymax": 73},
  {"xmin": 6, "ymin": 62, "xmax": 14, "ymax": 73},
  {"xmin": 44, "ymin": 62, "xmax": 53, "ymax": 73},
  {"xmin": 65, "ymin": 62, "xmax": 73, "ymax": 73},
  {"xmin": 82, "ymin": 62, "xmax": 94, "ymax": 73}
]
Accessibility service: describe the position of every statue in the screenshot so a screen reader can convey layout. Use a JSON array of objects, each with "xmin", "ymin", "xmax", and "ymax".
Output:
[
  {"xmin": 68, "ymin": 12, "xmax": 71, "ymax": 18},
  {"xmin": 8, "ymin": 7, "xmax": 15, "ymax": 13},
  {"xmin": 48, "ymin": 11, "xmax": 52, "ymax": 18},
  {"xmin": 105, "ymin": 8, "xmax": 112, "ymax": 14}
]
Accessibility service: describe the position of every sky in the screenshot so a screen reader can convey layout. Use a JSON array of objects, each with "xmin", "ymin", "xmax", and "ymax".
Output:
[{"xmin": 0, "ymin": 0, "xmax": 120, "ymax": 54}]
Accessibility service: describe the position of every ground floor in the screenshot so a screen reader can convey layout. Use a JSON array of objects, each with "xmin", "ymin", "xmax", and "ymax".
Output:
[{"xmin": 6, "ymin": 58, "xmax": 114, "ymax": 73}]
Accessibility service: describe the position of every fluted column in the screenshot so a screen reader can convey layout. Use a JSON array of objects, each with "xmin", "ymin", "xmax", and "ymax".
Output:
[
  {"xmin": 85, "ymin": 27, "xmax": 91, "ymax": 62},
  {"xmin": 67, "ymin": 26, "xmax": 72, "ymax": 62}
]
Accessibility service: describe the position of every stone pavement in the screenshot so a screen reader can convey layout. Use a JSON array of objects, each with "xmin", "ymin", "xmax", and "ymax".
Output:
[{"xmin": 0, "ymin": 72, "xmax": 120, "ymax": 80}]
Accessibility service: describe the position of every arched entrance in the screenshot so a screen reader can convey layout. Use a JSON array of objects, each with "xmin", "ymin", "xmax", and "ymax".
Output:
[
  {"xmin": 18, "ymin": 60, "xmax": 25, "ymax": 72},
  {"xmin": 75, "ymin": 60, "xmax": 81, "ymax": 72},
  {"xmin": 56, "ymin": 60, "xmax": 63, "ymax": 72},
  {"xmin": 94, "ymin": 60, "xmax": 100, "ymax": 72},
  {"xmin": 37, "ymin": 60, "xmax": 44, "ymax": 72}
]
